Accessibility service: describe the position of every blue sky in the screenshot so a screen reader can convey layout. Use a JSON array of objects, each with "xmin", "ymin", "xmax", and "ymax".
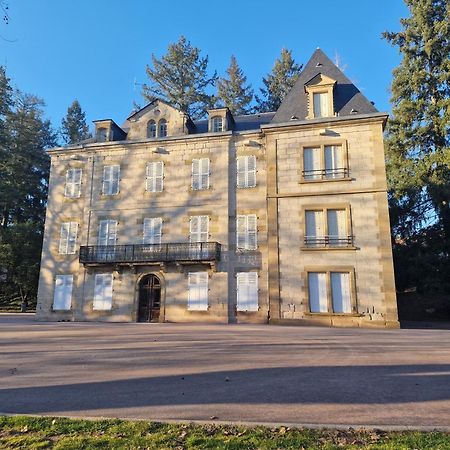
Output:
[{"xmin": 1, "ymin": 0, "xmax": 408, "ymax": 133}]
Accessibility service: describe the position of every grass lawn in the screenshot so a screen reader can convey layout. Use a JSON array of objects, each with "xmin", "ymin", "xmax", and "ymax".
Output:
[{"xmin": 1, "ymin": 416, "xmax": 450, "ymax": 449}]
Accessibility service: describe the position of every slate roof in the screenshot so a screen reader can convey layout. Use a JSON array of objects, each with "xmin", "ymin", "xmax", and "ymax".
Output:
[
  {"xmin": 193, "ymin": 112, "xmax": 275, "ymax": 133},
  {"xmin": 272, "ymin": 48, "xmax": 378, "ymax": 123}
]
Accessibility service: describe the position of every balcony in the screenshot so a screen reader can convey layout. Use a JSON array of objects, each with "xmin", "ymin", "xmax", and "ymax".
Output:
[
  {"xmin": 79, "ymin": 242, "xmax": 221, "ymax": 266},
  {"xmin": 302, "ymin": 167, "xmax": 349, "ymax": 181}
]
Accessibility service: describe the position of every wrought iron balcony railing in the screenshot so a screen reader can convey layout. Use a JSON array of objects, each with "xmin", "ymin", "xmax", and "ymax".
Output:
[
  {"xmin": 79, "ymin": 242, "xmax": 221, "ymax": 265},
  {"xmin": 302, "ymin": 167, "xmax": 349, "ymax": 180},
  {"xmin": 304, "ymin": 236, "xmax": 354, "ymax": 248}
]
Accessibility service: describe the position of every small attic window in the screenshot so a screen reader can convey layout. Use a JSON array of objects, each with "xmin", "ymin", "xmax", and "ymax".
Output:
[
  {"xmin": 147, "ymin": 120, "xmax": 157, "ymax": 138},
  {"xmin": 158, "ymin": 119, "xmax": 167, "ymax": 137},
  {"xmin": 97, "ymin": 127, "xmax": 108, "ymax": 142},
  {"xmin": 313, "ymin": 92, "xmax": 329, "ymax": 118},
  {"xmin": 211, "ymin": 116, "xmax": 223, "ymax": 132}
]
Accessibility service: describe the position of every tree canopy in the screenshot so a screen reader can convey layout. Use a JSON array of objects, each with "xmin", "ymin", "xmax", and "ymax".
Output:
[
  {"xmin": 216, "ymin": 56, "xmax": 254, "ymax": 115},
  {"xmin": 142, "ymin": 36, "xmax": 217, "ymax": 120},
  {"xmin": 61, "ymin": 99, "xmax": 90, "ymax": 144},
  {"xmin": 383, "ymin": 0, "xmax": 450, "ymax": 292},
  {"xmin": 255, "ymin": 48, "xmax": 302, "ymax": 112}
]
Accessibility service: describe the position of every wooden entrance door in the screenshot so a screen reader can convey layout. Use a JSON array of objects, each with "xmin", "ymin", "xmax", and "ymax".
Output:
[{"xmin": 138, "ymin": 274, "xmax": 161, "ymax": 322}]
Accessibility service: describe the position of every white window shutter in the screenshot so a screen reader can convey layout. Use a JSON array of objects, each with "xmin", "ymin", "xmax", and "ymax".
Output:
[
  {"xmin": 143, "ymin": 217, "xmax": 162, "ymax": 244},
  {"xmin": 93, "ymin": 274, "xmax": 113, "ymax": 310},
  {"xmin": 107, "ymin": 220, "xmax": 117, "ymax": 245},
  {"xmin": 308, "ymin": 272, "xmax": 328, "ymax": 313},
  {"xmin": 190, "ymin": 216, "xmax": 208, "ymax": 242},
  {"xmin": 192, "ymin": 159, "xmax": 200, "ymax": 190},
  {"xmin": 59, "ymin": 223, "xmax": 69, "ymax": 254},
  {"xmin": 237, "ymin": 272, "xmax": 258, "ymax": 311},
  {"xmin": 331, "ymin": 272, "xmax": 351, "ymax": 313},
  {"xmin": 200, "ymin": 158, "xmax": 210, "ymax": 190},
  {"xmin": 236, "ymin": 215, "xmax": 246, "ymax": 249},
  {"xmin": 111, "ymin": 165, "xmax": 120, "ymax": 194},
  {"xmin": 98, "ymin": 220, "xmax": 108, "ymax": 246},
  {"xmin": 68, "ymin": 222, "xmax": 78, "ymax": 254},
  {"xmin": 53, "ymin": 275, "xmax": 73, "ymax": 310},
  {"xmin": 189, "ymin": 216, "xmax": 198, "ymax": 242},
  {"xmin": 188, "ymin": 272, "xmax": 208, "ymax": 310},
  {"xmin": 102, "ymin": 166, "xmax": 111, "ymax": 195},
  {"xmin": 246, "ymin": 155, "xmax": 256, "ymax": 188},
  {"xmin": 64, "ymin": 169, "xmax": 73, "ymax": 197},
  {"xmin": 237, "ymin": 157, "xmax": 246, "ymax": 188},
  {"xmin": 247, "ymin": 214, "xmax": 257, "ymax": 250},
  {"xmin": 200, "ymin": 215, "xmax": 208, "ymax": 241},
  {"xmin": 155, "ymin": 162, "xmax": 163, "ymax": 192}
]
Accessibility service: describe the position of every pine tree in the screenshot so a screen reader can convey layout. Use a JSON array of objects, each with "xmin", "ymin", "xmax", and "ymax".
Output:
[
  {"xmin": 216, "ymin": 56, "xmax": 253, "ymax": 115},
  {"xmin": 142, "ymin": 36, "xmax": 217, "ymax": 120},
  {"xmin": 61, "ymin": 99, "xmax": 90, "ymax": 144},
  {"xmin": 255, "ymin": 48, "xmax": 302, "ymax": 112},
  {"xmin": 383, "ymin": 0, "xmax": 450, "ymax": 292}
]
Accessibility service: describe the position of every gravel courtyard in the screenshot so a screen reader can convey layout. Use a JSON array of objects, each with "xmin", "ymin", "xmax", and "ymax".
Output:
[{"xmin": 1, "ymin": 314, "xmax": 450, "ymax": 428}]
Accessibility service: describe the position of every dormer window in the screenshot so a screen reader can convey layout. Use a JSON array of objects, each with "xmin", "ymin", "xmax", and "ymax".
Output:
[
  {"xmin": 313, "ymin": 92, "xmax": 329, "ymax": 118},
  {"xmin": 147, "ymin": 120, "xmax": 157, "ymax": 138},
  {"xmin": 158, "ymin": 119, "xmax": 167, "ymax": 137},
  {"xmin": 97, "ymin": 127, "xmax": 107, "ymax": 142},
  {"xmin": 211, "ymin": 116, "xmax": 223, "ymax": 132}
]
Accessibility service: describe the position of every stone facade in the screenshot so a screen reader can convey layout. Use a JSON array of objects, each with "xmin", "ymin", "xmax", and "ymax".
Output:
[{"xmin": 36, "ymin": 49, "xmax": 398, "ymax": 327}]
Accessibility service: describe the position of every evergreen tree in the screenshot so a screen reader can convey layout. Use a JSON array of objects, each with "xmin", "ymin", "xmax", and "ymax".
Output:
[
  {"xmin": 216, "ymin": 56, "xmax": 253, "ymax": 115},
  {"xmin": 383, "ymin": 0, "xmax": 450, "ymax": 292},
  {"xmin": 142, "ymin": 36, "xmax": 217, "ymax": 120},
  {"xmin": 255, "ymin": 48, "xmax": 302, "ymax": 112},
  {"xmin": 61, "ymin": 99, "xmax": 90, "ymax": 144}
]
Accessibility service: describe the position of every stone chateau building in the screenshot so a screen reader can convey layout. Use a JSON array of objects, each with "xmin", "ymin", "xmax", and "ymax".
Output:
[{"xmin": 36, "ymin": 49, "xmax": 399, "ymax": 327}]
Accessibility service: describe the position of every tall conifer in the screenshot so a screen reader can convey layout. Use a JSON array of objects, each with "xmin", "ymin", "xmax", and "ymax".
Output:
[{"xmin": 61, "ymin": 99, "xmax": 90, "ymax": 144}]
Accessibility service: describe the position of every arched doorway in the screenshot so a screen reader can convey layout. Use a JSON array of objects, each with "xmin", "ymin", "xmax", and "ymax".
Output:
[{"xmin": 137, "ymin": 274, "xmax": 161, "ymax": 322}]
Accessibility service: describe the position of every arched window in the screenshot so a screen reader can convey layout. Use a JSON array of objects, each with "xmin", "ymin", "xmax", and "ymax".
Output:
[
  {"xmin": 158, "ymin": 119, "xmax": 167, "ymax": 137},
  {"xmin": 211, "ymin": 116, "xmax": 223, "ymax": 132},
  {"xmin": 147, "ymin": 120, "xmax": 157, "ymax": 138}
]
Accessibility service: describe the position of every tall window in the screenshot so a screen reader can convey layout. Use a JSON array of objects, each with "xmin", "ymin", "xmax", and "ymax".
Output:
[
  {"xmin": 147, "ymin": 120, "xmax": 157, "ymax": 138},
  {"xmin": 236, "ymin": 214, "xmax": 257, "ymax": 250},
  {"xmin": 64, "ymin": 168, "xmax": 82, "ymax": 198},
  {"xmin": 59, "ymin": 222, "xmax": 78, "ymax": 254},
  {"xmin": 93, "ymin": 273, "xmax": 113, "ymax": 310},
  {"xmin": 188, "ymin": 272, "xmax": 208, "ymax": 311},
  {"xmin": 211, "ymin": 116, "xmax": 223, "ymax": 132},
  {"xmin": 146, "ymin": 161, "xmax": 164, "ymax": 192},
  {"xmin": 237, "ymin": 272, "xmax": 258, "ymax": 311},
  {"xmin": 102, "ymin": 165, "xmax": 120, "ymax": 195},
  {"xmin": 303, "ymin": 144, "xmax": 346, "ymax": 180},
  {"xmin": 143, "ymin": 217, "xmax": 162, "ymax": 244},
  {"xmin": 98, "ymin": 220, "xmax": 117, "ymax": 246},
  {"xmin": 190, "ymin": 215, "xmax": 209, "ymax": 242},
  {"xmin": 158, "ymin": 119, "xmax": 167, "ymax": 137},
  {"xmin": 191, "ymin": 158, "xmax": 210, "ymax": 190},
  {"xmin": 237, "ymin": 155, "xmax": 256, "ymax": 188},
  {"xmin": 308, "ymin": 271, "xmax": 353, "ymax": 314},
  {"xmin": 53, "ymin": 275, "xmax": 73, "ymax": 310},
  {"xmin": 305, "ymin": 208, "xmax": 350, "ymax": 247},
  {"xmin": 313, "ymin": 92, "xmax": 329, "ymax": 118}
]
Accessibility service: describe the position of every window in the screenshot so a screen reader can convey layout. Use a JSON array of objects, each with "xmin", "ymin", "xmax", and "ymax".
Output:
[
  {"xmin": 146, "ymin": 161, "xmax": 164, "ymax": 192},
  {"xmin": 211, "ymin": 116, "xmax": 223, "ymax": 132},
  {"xmin": 143, "ymin": 217, "xmax": 162, "ymax": 244},
  {"xmin": 237, "ymin": 155, "xmax": 256, "ymax": 188},
  {"xmin": 237, "ymin": 272, "xmax": 258, "ymax": 311},
  {"xmin": 158, "ymin": 119, "xmax": 167, "ymax": 137},
  {"xmin": 98, "ymin": 220, "xmax": 117, "ymax": 246},
  {"xmin": 308, "ymin": 271, "xmax": 353, "ymax": 314},
  {"xmin": 102, "ymin": 165, "xmax": 120, "ymax": 195},
  {"xmin": 236, "ymin": 214, "xmax": 257, "ymax": 250},
  {"xmin": 188, "ymin": 272, "xmax": 208, "ymax": 311},
  {"xmin": 190, "ymin": 215, "xmax": 209, "ymax": 242},
  {"xmin": 191, "ymin": 158, "xmax": 210, "ymax": 190},
  {"xmin": 304, "ymin": 207, "xmax": 350, "ymax": 247},
  {"xmin": 303, "ymin": 144, "xmax": 347, "ymax": 180},
  {"xmin": 53, "ymin": 275, "xmax": 73, "ymax": 310},
  {"xmin": 64, "ymin": 168, "xmax": 82, "ymax": 198},
  {"xmin": 93, "ymin": 273, "xmax": 113, "ymax": 310},
  {"xmin": 97, "ymin": 127, "xmax": 108, "ymax": 142},
  {"xmin": 147, "ymin": 120, "xmax": 157, "ymax": 138},
  {"xmin": 313, "ymin": 92, "xmax": 329, "ymax": 118},
  {"xmin": 59, "ymin": 222, "xmax": 78, "ymax": 254}
]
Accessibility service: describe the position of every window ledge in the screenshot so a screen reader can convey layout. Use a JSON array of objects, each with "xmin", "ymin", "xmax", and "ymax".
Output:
[
  {"xmin": 301, "ymin": 246, "xmax": 358, "ymax": 251},
  {"xmin": 299, "ymin": 177, "xmax": 352, "ymax": 184},
  {"xmin": 305, "ymin": 312, "xmax": 363, "ymax": 317}
]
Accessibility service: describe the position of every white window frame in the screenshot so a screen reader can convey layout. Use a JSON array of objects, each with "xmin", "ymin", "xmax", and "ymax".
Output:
[
  {"xmin": 302, "ymin": 144, "xmax": 347, "ymax": 181},
  {"xmin": 143, "ymin": 217, "xmax": 163, "ymax": 245},
  {"xmin": 236, "ymin": 214, "xmax": 257, "ymax": 250},
  {"xmin": 52, "ymin": 275, "xmax": 73, "ymax": 311},
  {"xmin": 146, "ymin": 161, "xmax": 164, "ymax": 192},
  {"xmin": 187, "ymin": 272, "xmax": 208, "ymax": 311},
  {"xmin": 189, "ymin": 215, "xmax": 209, "ymax": 243},
  {"xmin": 93, "ymin": 273, "xmax": 113, "ymax": 311},
  {"xmin": 191, "ymin": 158, "xmax": 210, "ymax": 190},
  {"xmin": 59, "ymin": 222, "xmax": 78, "ymax": 255},
  {"xmin": 237, "ymin": 155, "xmax": 256, "ymax": 188},
  {"xmin": 211, "ymin": 116, "xmax": 223, "ymax": 132},
  {"xmin": 98, "ymin": 219, "xmax": 117, "ymax": 246},
  {"xmin": 64, "ymin": 168, "xmax": 82, "ymax": 198},
  {"xmin": 236, "ymin": 272, "xmax": 259, "ymax": 312},
  {"xmin": 313, "ymin": 91, "xmax": 329, "ymax": 118},
  {"xmin": 102, "ymin": 164, "xmax": 120, "ymax": 195}
]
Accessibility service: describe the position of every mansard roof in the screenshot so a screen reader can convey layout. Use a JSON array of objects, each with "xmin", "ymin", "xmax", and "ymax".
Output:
[{"xmin": 271, "ymin": 48, "xmax": 378, "ymax": 123}]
